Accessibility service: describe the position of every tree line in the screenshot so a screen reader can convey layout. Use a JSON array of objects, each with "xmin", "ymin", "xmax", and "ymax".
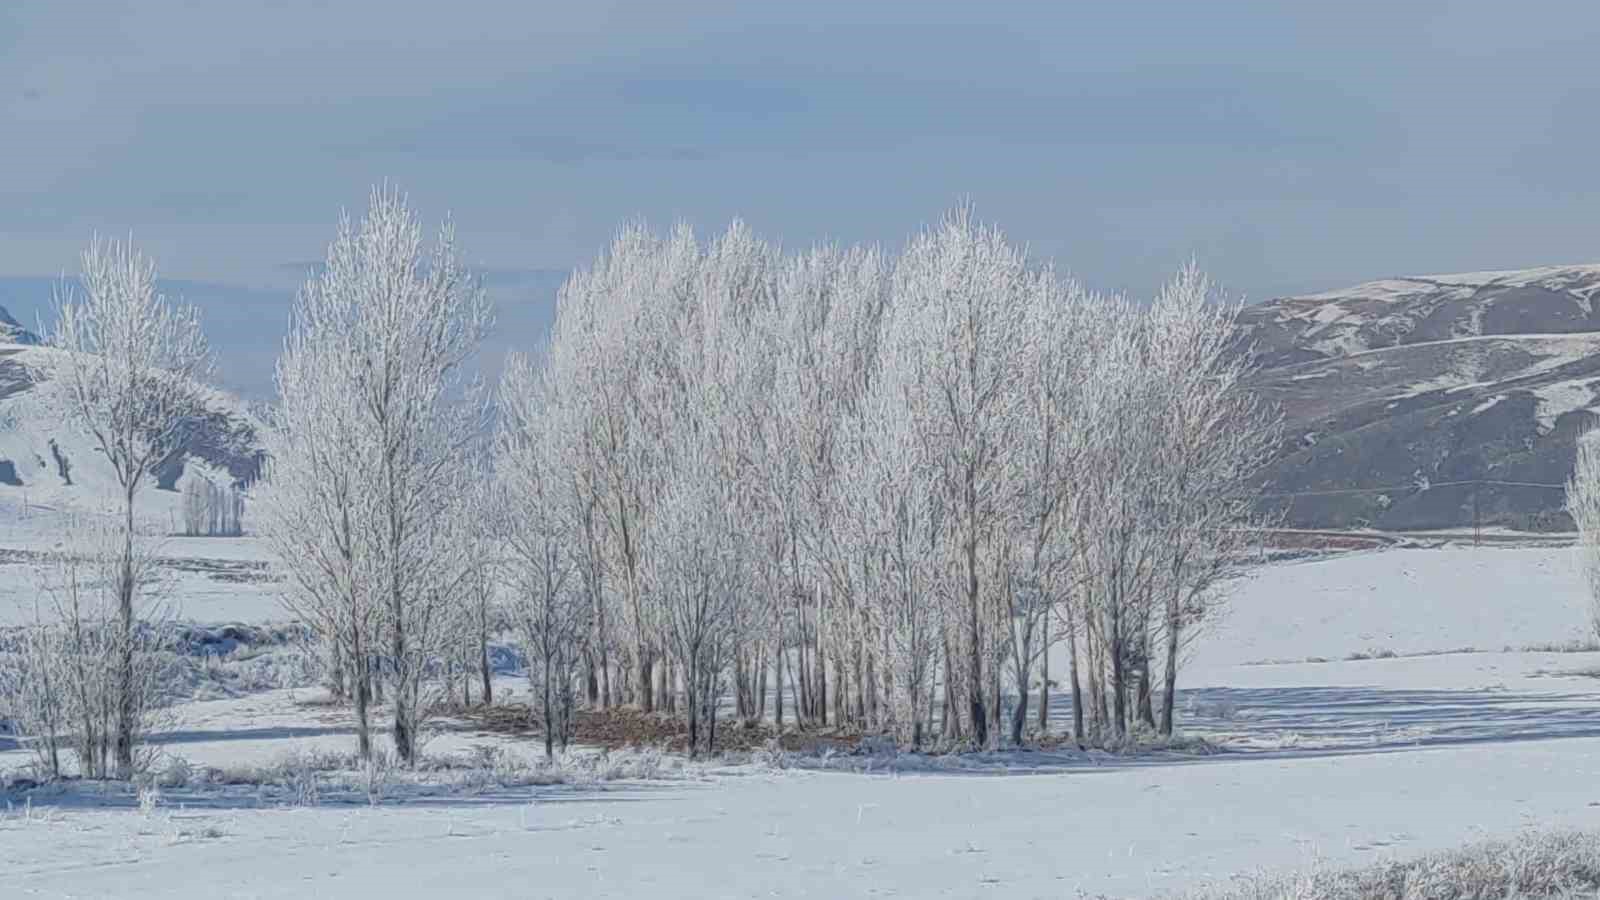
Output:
[{"xmin": 1, "ymin": 188, "xmax": 1280, "ymax": 776}]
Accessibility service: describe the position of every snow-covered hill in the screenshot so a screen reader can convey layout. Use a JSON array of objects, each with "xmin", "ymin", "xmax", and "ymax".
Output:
[
  {"xmin": 0, "ymin": 305, "xmax": 38, "ymax": 346},
  {"xmin": 1238, "ymin": 266, "xmax": 1600, "ymax": 530},
  {"xmin": 0, "ymin": 341, "xmax": 264, "ymax": 532}
]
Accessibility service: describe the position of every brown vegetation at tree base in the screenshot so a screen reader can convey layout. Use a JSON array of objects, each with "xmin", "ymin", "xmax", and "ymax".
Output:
[{"xmin": 441, "ymin": 702, "xmax": 864, "ymax": 755}]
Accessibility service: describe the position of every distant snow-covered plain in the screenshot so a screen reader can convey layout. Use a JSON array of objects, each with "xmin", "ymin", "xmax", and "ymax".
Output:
[{"xmin": 6, "ymin": 539, "xmax": 1600, "ymax": 898}]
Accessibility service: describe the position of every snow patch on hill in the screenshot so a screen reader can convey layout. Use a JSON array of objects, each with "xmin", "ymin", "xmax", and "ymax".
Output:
[{"xmin": 0, "ymin": 343, "xmax": 263, "ymax": 532}]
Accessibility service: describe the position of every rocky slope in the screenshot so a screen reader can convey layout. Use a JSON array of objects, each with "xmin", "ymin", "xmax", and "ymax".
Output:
[{"xmin": 1238, "ymin": 266, "xmax": 1600, "ymax": 531}]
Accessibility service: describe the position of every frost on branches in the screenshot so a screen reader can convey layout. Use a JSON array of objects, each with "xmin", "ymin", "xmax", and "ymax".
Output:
[
  {"xmin": 38, "ymin": 237, "xmax": 212, "ymax": 776},
  {"xmin": 258, "ymin": 187, "xmax": 491, "ymax": 765},
  {"xmin": 253, "ymin": 193, "xmax": 1279, "ymax": 762},
  {"xmin": 496, "ymin": 208, "xmax": 1279, "ymax": 754}
]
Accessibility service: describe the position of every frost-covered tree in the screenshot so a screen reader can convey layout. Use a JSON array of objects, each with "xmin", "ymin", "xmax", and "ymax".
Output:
[
  {"xmin": 1143, "ymin": 264, "xmax": 1281, "ymax": 736},
  {"xmin": 458, "ymin": 467, "xmax": 501, "ymax": 708},
  {"xmin": 262, "ymin": 186, "xmax": 490, "ymax": 765},
  {"xmin": 879, "ymin": 208, "xmax": 1043, "ymax": 748},
  {"xmin": 1569, "ymin": 432, "xmax": 1600, "ymax": 643},
  {"xmin": 259, "ymin": 270, "xmax": 380, "ymax": 756},
  {"xmin": 506, "ymin": 208, "xmax": 1280, "ymax": 754},
  {"xmin": 498, "ymin": 354, "xmax": 590, "ymax": 758},
  {"xmin": 1001, "ymin": 270, "xmax": 1092, "ymax": 746},
  {"xmin": 43, "ymin": 237, "xmax": 212, "ymax": 775},
  {"xmin": 544, "ymin": 225, "xmax": 698, "ymax": 713},
  {"xmin": 0, "ymin": 517, "xmax": 174, "ymax": 778}
]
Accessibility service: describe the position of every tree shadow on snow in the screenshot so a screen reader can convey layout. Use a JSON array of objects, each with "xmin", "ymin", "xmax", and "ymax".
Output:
[
  {"xmin": 1170, "ymin": 682, "xmax": 1600, "ymax": 754},
  {"xmin": 1, "ymin": 777, "xmax": 695, "ymax": 815},
  {"xmin": 861, "ymin": 682, "xmax": 1600, "ymax": 778},
  {"xmin": 149, "ymin": 724, "xmax": 358, "ymax": 746},
  {"xmin": 786, "ymin": 682, "xmax": 1600, "ymax": 779}
]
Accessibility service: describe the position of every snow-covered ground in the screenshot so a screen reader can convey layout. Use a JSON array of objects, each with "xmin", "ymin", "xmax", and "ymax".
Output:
[
  {"xmin": 6, "ymin": 540, "xmax": 1600, "ymax": 898},
  {"xmin": 0, "ymin": 537, "xmax": 279, "ymax": 627},
  {"xmin": 1191, "ymin": 544, "xmax": 1592, "ymax": 668},
  {"xmin": 8, "ymin": 737, "xmax": 1600, "ymax": 899}
]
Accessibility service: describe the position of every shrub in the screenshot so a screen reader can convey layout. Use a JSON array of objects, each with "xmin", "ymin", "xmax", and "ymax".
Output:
[{"xmin": 1178, "ymin": 830, "xmax": 1600, "ymax": 900}]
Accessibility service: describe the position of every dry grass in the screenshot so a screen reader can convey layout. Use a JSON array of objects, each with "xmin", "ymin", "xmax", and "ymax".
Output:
[
  {"xmin": 442, "ymin": 702, "xmax": 864, "ymax": 755},
  {"xmin": 1176, "ymin": 830, "xmax": 1600, "ymax": 900}
]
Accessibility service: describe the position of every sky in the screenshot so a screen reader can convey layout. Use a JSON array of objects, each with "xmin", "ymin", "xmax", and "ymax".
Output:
[{"xmin": 2, "ymin": 1, "xmax": 1599, "ymax": 395}]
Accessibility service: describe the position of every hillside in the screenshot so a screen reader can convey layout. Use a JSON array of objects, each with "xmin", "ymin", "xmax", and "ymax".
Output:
[
  {"xmin": 0, "ymin": 335, "xmax": 264, "ymax": 532},
  {"xmin": 1238, "ymin": 265, "xmax": 1600, "ymax": 530}
]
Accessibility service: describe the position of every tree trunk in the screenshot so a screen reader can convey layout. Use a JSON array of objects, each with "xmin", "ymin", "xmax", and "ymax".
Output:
[
  {"xmin": 1009, "ymin": 624, "xmax": 1030, "ymax": 746},
  {"xmin": 757, "ymin": 646, "xmax": 769, "ymax": 721},
  {"xmin": 328, "ymin": 637, "xmax": 348, "ymax": 702},
  {"xmin": 816, "ymin": 587, "xmax": 829, "ymax": 728},
  {"xmin": 637, "ymin": 650, "xmax": 655, "ymax": 714},
  {"xmin": 967, "ymin": 575, "xmax": 986, "ymax": 748},
  {"xmin": 390, "ymin": 615, "xmax": 415, "ymax": 765},
  {"xmin": 796, "ymin": 631, "xmax": 811, "ymax": 726},
  {"xmin": 585, "ymin": 650, "xmax": 599, "ymax": 707},
  {"xmin": 1109, "ymin": 626, "xmax": 1127, "ymax": 740},
  {"xmin": 685, "ymin": 663, "xmax": 700, "ymax": 759},
  {"xmin": 837, "ymin": 643, "xmax": 849, "ymax": 728},
  {"xmin": 773, "ymin": 620, "xmax": 785, "ymax": 729},
  {"xmin": 542, "ymin": 661, "xmax": 555, "ymax": 761},
  {"xmin": 1137, "ymin": 660, "xmax": 1156, "ymax": 730},
  {"xmin": 706, "ymin": 666, "xmax": 718, "ymax": 755},
  {"xmin": 1067, "ymin": 608, "xmax": 1084, "ymax": 747},
  {"xmin": 479, "ymin": 628, "xmax": 493, "ymax": 707},
  {"xmin": 1159, "ymin": 589, "xmax": 1182, "ymax": 737},
  {"xmin": 353, "ymin": 661, "xmax": 372, "ymax": 761},
  {"xmin": 114, "ymin": 490, "xmax": 136, "ymax": 776},
  {"xmin": 989, "ymin": 650, "xmax": 1002, "ymax": 749},
  {"xmin": 1038, "ymin": 606, "xmax": 1050, "ymax": 734},
  {"xmin": 864, "ymin": 648, "xmax": 877, "ymax": 731}
]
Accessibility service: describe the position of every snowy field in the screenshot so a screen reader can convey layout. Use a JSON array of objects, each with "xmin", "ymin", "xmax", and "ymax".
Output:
[{"xmin": 6, "ymin": 539, "xmax": 1600, "ymax": 898}]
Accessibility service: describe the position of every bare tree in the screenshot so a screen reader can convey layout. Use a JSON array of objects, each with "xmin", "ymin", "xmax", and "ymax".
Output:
[
  {"xmin": 0, "ymin": 517, "xmax": 174, "ymax": 778},
  {"xmin": 500, "ymin": 210, "xmax": 1281, "ymax": 757},
  {"xmin": 258, "ymin": 293, "xmax": 379, "ymax": 756},
  {"xmin": 263, "ymin": 186, "xmax": 490, "ymax": 765},
  {"xmin": 544, "ymin": 225, "xmax": 699, "ymax": 713},
  {"xmin": 498, "ymin": 355, "xmax": 588, "ymax": 759},
  {"xmin": 1144, "ymin": 264, "xmax": 1282, "ymax": 736},
  {"xmin": 43, "ymin": 237, "xmax": 211, "ymax": 776},
  {"xmin": 461, "ymin": 470, "xmax": 501, "ymax": 708},
  {"xmin": 1003, "ymin": 271, "xmax": 1092, "ymax": 746},
  {"xmin": 1570, "ymin": 431, "xmax": 1600, "ymax": 643},
  {"xmin": 880, "ymin": 207, "xmax": 1041, "ymax": 748}
]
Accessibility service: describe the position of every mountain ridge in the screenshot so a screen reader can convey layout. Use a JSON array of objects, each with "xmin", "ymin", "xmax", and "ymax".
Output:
[{"xmin": 1239, "ymin": 264, "xmax": 1600, "ymax": 531}]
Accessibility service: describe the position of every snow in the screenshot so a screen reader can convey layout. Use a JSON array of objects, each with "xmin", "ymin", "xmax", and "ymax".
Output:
[
  {"xmin": 0, "ymin": 344, "xmax": 262, "ymax": 533},
  {"xmin": 1255, "ymin": 265, "xmax": 1600, "ymax": 373},
  {"xmin": 1297, "ymin": 278, "xmax": 1436, "ymax": 304},
  {"xmin": 1193, "ymin": 545, "xmax": 1590, "ymax": 668},
  {"xmin": 1471, "ymin": 395, "xmax": 1503, "ymax": 415},
  {"xmin": 1534, "ymin": 379, "xmax": 1600, "ymax": 434},
  {"xmin": 0, "ymin": 534, "xmax": 280, "ymax": 627},
  {"xmin": 7, "ymin": 541, "xmax": 1600, "ymax": 897},
  {"xmin": 1292, "ymin": 265, "xmax": 1600, "ymax": 304},
  {"xmin": 7, "ymin": 736, "xmax": 1600, "ymax": 898}
]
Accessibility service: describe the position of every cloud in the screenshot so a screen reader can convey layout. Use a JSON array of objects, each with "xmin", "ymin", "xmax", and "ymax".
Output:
[{"xmin": 2, "ymin": 1, "xmax": 1598, "ymax": 310}]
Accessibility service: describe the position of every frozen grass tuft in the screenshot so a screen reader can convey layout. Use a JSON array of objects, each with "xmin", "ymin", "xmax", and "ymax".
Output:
[
  {"xmin": 152, "ymin": 743, "xmax": 697, "ymax": 807},
  {"xmin": 1513, "ymin": 639, "xmax": 1600, "ymax": 654},
  {"xmin": 1346, "ymin": 647, "xmax": 1400, "ymax": 661},
  {"xmin": 1176, "ymin": 830, "xmax": 1600, "ymax": 900}
]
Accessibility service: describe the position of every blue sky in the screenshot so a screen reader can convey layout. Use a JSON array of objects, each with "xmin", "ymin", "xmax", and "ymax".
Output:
[{"xmin": 2, "ymin": 1, "xmax": 1598, "ymax": 393}]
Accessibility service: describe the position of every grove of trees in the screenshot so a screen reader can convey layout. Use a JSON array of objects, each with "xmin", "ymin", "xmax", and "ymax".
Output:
[
  {"xmin": 2, "ymin": 189, "xmax": 1281, "ymax": 776},
  {"xmin": 467, "ymin": 204, "xmax": 1280, "ymax": 757}
]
